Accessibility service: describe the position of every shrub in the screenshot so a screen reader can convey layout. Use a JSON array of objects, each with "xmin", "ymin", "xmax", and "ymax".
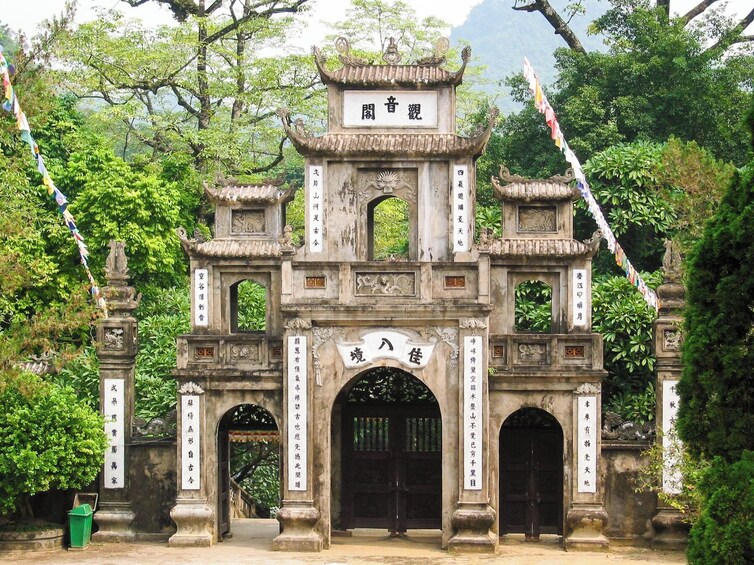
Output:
[
  {"xmin": 687, "ymin": 451, "xmax": 754, "ymax": 565},
  {"xmin": 0, "ymin": 370, "xmax": 107, "ymax": 517}
]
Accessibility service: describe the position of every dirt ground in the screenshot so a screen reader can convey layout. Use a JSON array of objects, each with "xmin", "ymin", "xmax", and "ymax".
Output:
[{"xmin": 0, "ymin": 519, "xmax": 687, "ymax": 565}]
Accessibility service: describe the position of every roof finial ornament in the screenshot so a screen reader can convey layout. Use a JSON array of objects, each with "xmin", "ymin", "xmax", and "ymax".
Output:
[
  {"xmin": 382, "ymin": 37, "xmax": 401, "ymax": 65},
  {"xmin": 335, "ymin": 36, "xmax": 370, "ymax": 66},
  {"xmin": 415, "ymin": 37, "xmax": 450, "ymax": 66}
]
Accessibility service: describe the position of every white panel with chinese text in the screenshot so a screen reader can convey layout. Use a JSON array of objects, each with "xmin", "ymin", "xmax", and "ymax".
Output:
[
  {"xmin": 463, "ymin": 336, "xmax": 483, "ymax": 490},
  {"xmin": 572, "ymin": 269, "xmax": 588, "ymax": 327},
  {"xmin": 343, "ymin": 91, "xmax": 437, "ymax": 127},
  {"xmin": 453, "ymin": 165, "xmax": 470, "ymax": 253},
  {"xmin": 287, "ymin": 336, "xmax": 308, "ymax": 491},
  {"xmin": 181, "ymin": 395, "xmax": 201, "ymax": 490},
  {"xmin": 193, "ymin": 269, "xmax": 209, "ymax": 327},
  {"xmin": 662, "ymin": 380, "xmax": 682, "ymax": 494},
  {"xmin": 577, "ymin": 395, "xmax": 597, "ymax": 493},
  {"xmin": 104, "ymin": 378, "xmax": 125, "ymax": 489},
  {"xmin": 308, "ymin": 166, "xmax": 324, "ymax": 253}
]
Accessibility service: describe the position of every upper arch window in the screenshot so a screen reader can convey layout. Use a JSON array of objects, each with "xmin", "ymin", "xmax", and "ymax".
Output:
[
  {"xmin": 514, "ymin": 280, "xmax": 552, "ymax": 333},
  {"xmin": 230, "ymin": 279, "xmax": 267, "ymax": 333},
  {"xmin": 368, "ymin": 196, "xmax": 409, "ymax": 261}
]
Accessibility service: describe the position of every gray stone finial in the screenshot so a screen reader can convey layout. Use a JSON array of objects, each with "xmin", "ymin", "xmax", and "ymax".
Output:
[
  {"xmin": 105, "ymin": 240, "xmax": 129, "ymax": 282},
  {"xmin": 662, "ymin": 239, "xmax": 682, "ymax": 281},
  {"xmin": 415, "ymin": 37, "xmax": 450, "ymax": 66},
  {"xmin": 583, "ymin": 229, "xmax": 603, "ymax": 256},
  {"xmin": 335, "ymin": 36, "xmax": 370, "ymax": 67},
  {"xmin": 382, "ymin": 37, "xmax": 401, "ymax": 65}
]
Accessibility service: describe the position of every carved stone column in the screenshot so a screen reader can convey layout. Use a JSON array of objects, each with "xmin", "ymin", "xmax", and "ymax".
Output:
[
  {"xmin": 651, "ymin": 241, "xmax": 690, "ymax": 549},
  {"xmin": 169, "ymin": 381, "xmax": 214, "ymax": 547},
  {"xmin": 449, "ymin": 318, "xmax": 497, "ymax": 554},
  {"xmin": 93, "ymin": 241, "xmax": 139, "ymax": 542},
  {"xmin": 566, "ymin": 383, "xmax": 609, "ymax": 550},
  {"xmin": 273, "ymin": 318, "xmax": 323, "ymax": 552}
]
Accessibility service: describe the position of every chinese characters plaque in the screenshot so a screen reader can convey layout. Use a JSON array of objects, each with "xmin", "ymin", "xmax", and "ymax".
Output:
[
  {"xmin": 181, "ymin": 395, "xmax": 201, "ymax": 490},
  {"xmin": 343, "ymin": 90, "xmax": 437, "ymax": 127},
  {"xmin": 308, "ymin": 166, "xmax": 324, "ymax": 254},
  {"xmin": 662, "ymin": 380, "xmax": 682, "ymax": 494},
  {"xmin": 104, "ymin": 378, "xmax": 125, "ymax": 489},
  {"xmin": 194, "ymin": 268, "xmax": 209, "ymax": 327},
  {"xmin": 453, "ymin": 165, "xmax": 470, "ymax": 253},
  {"xmin": 287, "ymin": 336, "xmax": 308, "ymax": 491},
  {"xmin": 572, "ymin": 269, "xmax": 588, "ymax": 327},
  {"xmin": 577, "ymin": 395, "xmax": 597, "ymax": 493},
  {"xmin": 463, "ymin": 336, "xmax": 483, "ymax": 490},
  {"xmin": 335, "ymin": 330, "xmax": 435, "ymax": 370}
]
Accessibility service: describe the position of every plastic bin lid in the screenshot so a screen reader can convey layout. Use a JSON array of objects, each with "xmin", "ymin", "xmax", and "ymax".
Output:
[{"xmin": 69, "ymin": 503, "xmax": 93, "ymax": 516}]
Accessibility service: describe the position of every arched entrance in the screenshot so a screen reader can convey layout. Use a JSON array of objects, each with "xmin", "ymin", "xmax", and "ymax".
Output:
[
  {"xmin": 217, "ymin": 404, "xmax": 280, "ymax": 538},
  {"xmin": 499, "ymin": 408, "xmax": 563, "ymax": 540},
  {"xmin": 336, "ymin": 367, "xmax": 442, "ymax": 534}
]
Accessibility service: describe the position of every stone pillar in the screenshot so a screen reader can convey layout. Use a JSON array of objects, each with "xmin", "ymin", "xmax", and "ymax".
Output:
[
  {"xmin": 651, "ymin": 241, "xmax": 690, "ymax": 549},
  {"xmin": 169, "ymin": 380, "xmax": 214, "ymax": 547},
  {"xmin": 273, "ymin": 318, "xmax": 323, "ymax": 552},
  {"xmin": 93, "ymin": 241, "xmax": 138, "ymax": 542},
  {"xmin": 566, "ymin": 383, "xmax": 609, "ymax": 550},
  {"xmin": 449, "ymin": 318, "xmax": 497, "ymax": 554}
]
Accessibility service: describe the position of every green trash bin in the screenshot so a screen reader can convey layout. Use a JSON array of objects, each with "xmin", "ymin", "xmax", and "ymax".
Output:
[{"xmin": 68, "ymin": 503, "xmax": 93, "ymax": 549}]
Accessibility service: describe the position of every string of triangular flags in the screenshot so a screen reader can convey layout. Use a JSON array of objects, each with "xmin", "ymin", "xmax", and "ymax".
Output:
[
  {"xmin": 0, "ymin": 45, "xmax": 107, "ymax": 315},
  {"xmin": 522, "ymin": 57, "xmax": 659, "ymax": 312}
]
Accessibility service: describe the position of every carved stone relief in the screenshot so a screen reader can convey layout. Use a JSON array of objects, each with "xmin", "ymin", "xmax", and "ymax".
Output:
[
  {"xmin": 285, "ymin": 318, "xmax": 312, "ymax": 333},
  {"xmin": 357, "ymin": 169, "xmax": 417, "ymax": 205},
  {"xmin": 355, "ymin": 273, "xmax": 416, "ymax": 296},
  {"xmin": 229, "ymin": 343, "xmax": 260, "ymax": 362},
  {"xmin": 312, "ymin": 327, "xmax": 337, "ymax": 386},
  {"xmin": 574, "ymin": 382, "xmax": 601, "ymax": 395},
  {"xmin": 517, "ymin": 343, "xmax": 547, "ymax": 364},
  {"xmin": 178, "ymin": 382, "xmax": 205, "ymax": 395},
  {"xmin": 518, "ymin": 206, "xmax": 556, "ymax": 232},
  {"xmin": 104, "ymin": 328, "xmax": 125, "ymax": 350},
  {"xmin": 232, "ymin": 210, "xmax": 265, "ymax": 234},
  {"xmin": 459, "ymin": 318, "xmax": 487, "ymax": 329},
  {"xmin": 663, "ymin": 329, "xmax": 681, "ymax": 351},
  {"xmin": 430, "ymin": 327, "xmax": 459, "ymax": 369}
]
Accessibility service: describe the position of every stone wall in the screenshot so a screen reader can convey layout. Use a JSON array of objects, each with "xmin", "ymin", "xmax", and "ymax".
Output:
[
  {"xmin": 129, "ymin": 439, "xmax": 177, "ymax": 539},
  {"xmin": 601, "ymin": 441, "xmax": 656, "ymax": 543}
]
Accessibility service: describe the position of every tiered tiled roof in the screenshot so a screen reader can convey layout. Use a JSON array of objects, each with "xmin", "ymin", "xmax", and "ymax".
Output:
[
  {"xmin": 204, "ymin": 184, "xmax": 293, "ymax": 205},
  {"xmin": 488, "ymin": 239, "xmax": 594, "ymax": 258},
  {"xmin": 176, "ymin": 228, "xmax": 284, "ymax": 258},
  {"xmin": 492, "ymin": 167, "xmax": 579, "ymax": 201}
]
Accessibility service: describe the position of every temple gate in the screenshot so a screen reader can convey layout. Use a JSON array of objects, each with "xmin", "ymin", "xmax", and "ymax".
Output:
[{"xmin": 166, "ymin": 37, "xmax": 608, "ymax": 553}]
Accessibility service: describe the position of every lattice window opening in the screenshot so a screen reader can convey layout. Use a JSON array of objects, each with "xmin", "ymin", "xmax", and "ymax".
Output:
[
  {"xmin": 230, "ymin": 279, "xmax": 268, "ymax": 332},
  {"xmin": 514, "ymin": 280, "xmax": 553, "ymax": 333},
  {"xmin": 405, "ymin": 417, "xmax": 442, "ymax": 452},
  {"xmin": 353, "ymin": 417, "xmax": 390, "ymax": 451},
  {"xmin": 368, "ymin": 196, "xmax": 410, "ymax": 261}
]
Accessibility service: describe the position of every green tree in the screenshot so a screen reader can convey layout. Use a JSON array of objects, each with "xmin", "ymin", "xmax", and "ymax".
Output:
[
  {"xmin": 0, "ymin": 369, "xmax": 107, "ymax": 518},
  {"xmin": 677, "ymin": 109, "xmax": 754, "ymax": 463},
  {"xmin": 60, "ymin": 0, "xmax": 318, "ymax": 175}
]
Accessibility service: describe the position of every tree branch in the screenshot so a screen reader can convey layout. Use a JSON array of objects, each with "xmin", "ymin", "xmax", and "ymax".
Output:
[
  {"xmin": 707, "ymin": 6, "xmax": 754, "ymax": 52},
  {"xmin": 512, "ymin": 0, "xmax": 587, "ymax": 54},
  {"xmin": 681, "ymin": 0, "xmax": 724, "ymax": 25}
]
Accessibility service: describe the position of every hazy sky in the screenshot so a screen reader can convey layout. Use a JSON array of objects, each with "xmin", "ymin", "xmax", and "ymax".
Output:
[{"xmin": 4, "ymin": 0, "xmax": 752, "ymax": 49}]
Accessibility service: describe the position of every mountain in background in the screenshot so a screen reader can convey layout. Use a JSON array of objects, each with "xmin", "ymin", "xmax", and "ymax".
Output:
[{"xmin": 451, "ymin": 0, "xmax": 608, "ymax": 111}]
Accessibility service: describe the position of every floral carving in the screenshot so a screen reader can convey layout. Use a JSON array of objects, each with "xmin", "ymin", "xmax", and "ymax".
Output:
[
  {"xmin": 518, "ymin": 206, "xmax": 556, "ymax": 232},
  {"xmin": 517, "ymin": 343, "xmax": 547, "ymax": 363},
  {"xmin": 229, "ymin": 343, "xmax": 259, "ymax": 361},
  {"xmin": 178, "ymin": 382, "xmax": 205, "ymax": 395},
  {"xmin": 104, "ymin": 328, "xmax": 124, "ymax": 349},
  {"xmin": 232, "ymin": 210, "xmax": 265, "ymax": 234},
  {"xmin": 355, "ymin": 273, "xmax": 415, "ymax": 296}
]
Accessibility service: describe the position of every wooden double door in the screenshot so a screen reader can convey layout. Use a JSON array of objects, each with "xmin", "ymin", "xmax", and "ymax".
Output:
[
  {"xmin": 341, "ymin": 405, "xmax": 442, "ymax": 533},
  {"xmin": 499, "ymin": 411, "xmax": 563, "ymax": 539}
]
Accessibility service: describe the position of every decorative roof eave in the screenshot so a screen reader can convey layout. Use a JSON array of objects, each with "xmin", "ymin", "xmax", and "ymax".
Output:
[
  {"xmin": 176, "ymin": 229, "xmax": 283, "ymax": 258},
  {"xmin": 279, "ymin": 106, "xmax": 498, "ymax": 159},
  {"xmin": 492, "ymin": 166, "xmax": 580, "ymax": 202},
  {"xmin": 488, "ymin": 234, "xmax": 601, "ymax": 259},
  {"xmin": 312, "ymin": 43, "xmax": 471, "ymax": 88},
  {"xmin": 204, "ymin": 182, "xmax": 294, "ymax": 205}
]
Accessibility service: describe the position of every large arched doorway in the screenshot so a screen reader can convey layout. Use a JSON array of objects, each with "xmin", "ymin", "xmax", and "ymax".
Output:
[
  {"xmin": 499, "ymin": 408, "xmax": 563, "ymax": 540},
  {"xmin": 336, "ymin": 367, "xmax": 441, "ymax": 534},
  {"xmin": 217, "ymin": 404, "xmax": 279, "ymax": 538}
]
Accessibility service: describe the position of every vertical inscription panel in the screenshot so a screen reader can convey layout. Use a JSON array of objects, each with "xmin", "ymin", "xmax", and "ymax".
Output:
[
  {"xmin": 572, "ymin": 269, "xmax": 588, "ymax": 327},
  {"xmin": 287, "ymin": 336, "xmax": 308, "ymax": 491},
  {"xmin": 463, "ymin": 336, "xmax": 483, "ymax": 490},
  {"xmin": 103, "ymin": 378, "xmax": 125, "ymax": 489},
  {"xmin": 577, "ymin": 396, "xmax": 597, "ymax": 493},
  {"xmin": 453, "ymin": 165, "xmax": 470, "ymax": 253},
  {"xmin": 181, "ymin": 395, "xmax": 201, "ymax": 490},
  {"xmin": 662, "ymin": 380, "xmax": 682, "ymax": 494},
  {"xmin": 308, "ymin": 166, "xmax": 323, "ymax": 253},
  {"xmin": 193, "ymin": 268, "xmax": 209, "ymax": 327}
]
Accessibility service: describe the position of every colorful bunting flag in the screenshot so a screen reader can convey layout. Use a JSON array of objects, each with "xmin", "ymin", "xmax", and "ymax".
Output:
[
  {"xmin": 0, "ymin": 45, "xmax": 107, "ymax": 315},
  {"xmin": 523, "ymin": 58, "xmax": 659, "ymax": 312}
]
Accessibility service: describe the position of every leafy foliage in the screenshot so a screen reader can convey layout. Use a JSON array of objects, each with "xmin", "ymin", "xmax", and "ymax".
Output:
[
  {"xmin": 0, "ymin": 370, "xmax": 107, "ymax": 517},
  {"xmin": 687, "ymin": 452, "xmax": 754, "ymax": 565},
  {"xmin": 677, "ymin": 119, "xmax": 754, "ymax": 462},
  {"xmin": 514, "ymin": 281, "xmax": 552, "ymax": 333},
  {"xmin": 372, "ymin": 197, "xmax": 409, "ymax": 260},
  {"xmin": 592, "ymin": 272, "xmax": 662, "ymax": 402},
  {"xmin": 236, "ymin": 280, "xmax": 267, "ymax": 331},
  {"xmin": 606, "ymin": 382, "xmax": 655, "ymax": 425}
]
